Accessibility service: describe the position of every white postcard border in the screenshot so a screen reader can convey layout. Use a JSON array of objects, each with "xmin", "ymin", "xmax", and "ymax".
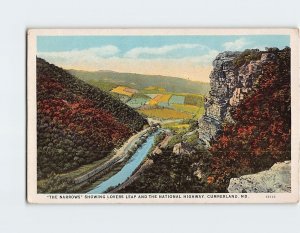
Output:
[{"xmin": 27, "ymin": 28, "xmax": 299, "ymax": 204}]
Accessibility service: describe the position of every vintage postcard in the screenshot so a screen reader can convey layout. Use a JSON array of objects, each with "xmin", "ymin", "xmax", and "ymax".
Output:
[{"xmin": 27, "ymin": 28, "xmax": 299, "ymax": 203}]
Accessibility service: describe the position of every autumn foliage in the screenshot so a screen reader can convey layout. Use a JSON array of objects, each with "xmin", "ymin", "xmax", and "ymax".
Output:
[
  {"xmin": 209, "ymin": 48, "xmax": 291, "ymax": 190},
  {"xmin": 37, "ymin": 58, "xmax": 147, "ymax": 179}
]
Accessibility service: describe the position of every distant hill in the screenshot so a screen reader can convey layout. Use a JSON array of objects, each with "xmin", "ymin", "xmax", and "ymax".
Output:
[
  {"xmin": 36, "ymin": 58, "xmax": 147, "ymax": 180},
  {"xmin": 68, "ymin": 70, "xmax": 210, "ymax": 95}
]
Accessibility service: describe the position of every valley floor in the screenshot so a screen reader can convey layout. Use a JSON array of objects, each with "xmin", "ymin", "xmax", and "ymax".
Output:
[{"xmin": 38, "ymin": 125, "xmax": 157, "ymax": 193}]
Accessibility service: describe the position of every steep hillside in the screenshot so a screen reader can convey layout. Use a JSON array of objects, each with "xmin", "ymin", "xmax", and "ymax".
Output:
[
  {"xmin": 68, "ymin": 69, "xmax": 210, "ymax": 95},
  {"xmin": 198, "ymin": 47, "xmax": 291, "ymax": 191},
  {"xmin": 36, "ymin": 58, "xmax": 147, "ymax": 179}
]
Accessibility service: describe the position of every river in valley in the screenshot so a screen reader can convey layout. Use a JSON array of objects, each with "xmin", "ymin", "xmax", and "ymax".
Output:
[{"xmin": 87, "ymin": 130, "xmax": 159, "ymax": 194}]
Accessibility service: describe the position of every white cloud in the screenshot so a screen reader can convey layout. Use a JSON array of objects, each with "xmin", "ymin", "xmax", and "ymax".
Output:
[
  {"xmin": 37, "ymin": 45, "xmax": 219, "ymax": 82},
  {"xmin": 187, "ymin": 49, "xmax": 219, "ymax": 65},
  {"xmin": 124, "ymin": 44, "xmax": 205, "ymax": 58},
  {"xmin": 223, "ymin": 38, "xmax": 250, "ymax": 51},
  {"xmin": 38, "ymin": 45, "xmax": 120, "ymax": 61}
]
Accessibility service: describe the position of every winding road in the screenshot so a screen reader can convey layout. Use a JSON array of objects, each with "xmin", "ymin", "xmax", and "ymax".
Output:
[{"xmin": 74, "ymin": 127, "xmax": 153, "ymax": 184}]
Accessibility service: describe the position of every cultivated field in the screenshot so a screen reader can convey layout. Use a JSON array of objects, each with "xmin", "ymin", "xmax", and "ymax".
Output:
[
  {"xmin": 138, "ymin": 108, "xmax": 192, "ymax": 119},
  {"xmin": 108, "ymin": 84, "xmax": 206, "ymax": 120},
  {"xmin": 111, "ymin": 86, "xmax": 138, "ymax": 97}
]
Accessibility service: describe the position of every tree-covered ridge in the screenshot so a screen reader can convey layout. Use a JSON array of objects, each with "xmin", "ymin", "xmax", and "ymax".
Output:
[
  {"xmin": 36, "ymin": 58, "xmax": 147, "ymax": 179},
  {"xmin": 69, "ymin": 69, "xmax": 211, "ymax": 95},
  {"xmin": 209, "ymin": 47, "xmax": 291, "ymax": 191}
]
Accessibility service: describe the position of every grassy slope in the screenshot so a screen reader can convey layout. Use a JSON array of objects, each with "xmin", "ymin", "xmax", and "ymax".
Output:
[{"xmin": 138, "ymin": 108, "xmax": 192, "ymax": 120}]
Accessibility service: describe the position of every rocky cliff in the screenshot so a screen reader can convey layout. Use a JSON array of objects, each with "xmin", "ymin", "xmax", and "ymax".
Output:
[
  {"xmin": 227, "ymin": 161, "xmax": 291, "ymax": 193},
  {"xmin": 198, "ymin": 50, "xmax": 277, "ymax": 146}
]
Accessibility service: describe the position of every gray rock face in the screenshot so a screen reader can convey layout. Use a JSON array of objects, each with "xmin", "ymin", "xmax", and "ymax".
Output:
[
  {"xmin": 193, "ymin": 168, "xmax": 202, "ymax": 180},
  {"xmin": 227, "ymin": 161, "xmax": 291, "ymax": 193},
  {"xmin": 198, "ymin": 50, "xmax": 276, "ymax": 146},
  {"xmin": 173, "ymin": 142, "xmax": 194, "ymax": 156}
]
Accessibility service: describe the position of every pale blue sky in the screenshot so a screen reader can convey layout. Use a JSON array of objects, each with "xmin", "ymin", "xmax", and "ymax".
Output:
[
  {"xmin": 37, "ymin": 35, "xmax": 290, "ymax": 82},
  {"xmin": 37, "ymin": 35, "xmax": 289, "ymax": 53}
]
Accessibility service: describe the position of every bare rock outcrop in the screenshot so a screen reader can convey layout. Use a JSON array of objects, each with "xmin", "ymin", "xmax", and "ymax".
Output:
[
  {"xmin": 198, "ymin": 50, "xmax": 277, "ymax": 146},
  {"xmin": 227, "ymin": 161, "xmax": 291, "ymax": 193},
  {"xmin": 173, "ymin": 142, "xmax": 194, "ymax": 156}
]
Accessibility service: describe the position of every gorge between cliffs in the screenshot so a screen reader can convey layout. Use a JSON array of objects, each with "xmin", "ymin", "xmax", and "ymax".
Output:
[{"xmin": 37, "ymin": 47, "xmax": 291, "ymax": 194}]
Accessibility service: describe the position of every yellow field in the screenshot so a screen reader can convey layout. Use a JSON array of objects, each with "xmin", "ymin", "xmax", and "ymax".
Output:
[
  {"xmin": 194, "ymin": 106, "xmax": 205, "ymax": 119},
  {"xmin": 144, "ymin": 86, "xmax": 166, "ymax": 92},
  {"xmin": 139, "ymin": 108, "xmax": 192, "ymax": 119},
  {"xmin": 148, "ymin": 94, "xmax": 172, "ymax": 105},
  {"xmin": 172, "ymin": 104, "xmax": 199, "ymax": 114},
  {"xmin": 111, "ymin": 86, "xmax": 136, "ymax": 96},
  {"xmin": 160, "ymin": 94, "xmax": 172, "ymax": 102},
  {"xmin": 163, "ymin": 123, "xmax": 190, "ymax": 129}
]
